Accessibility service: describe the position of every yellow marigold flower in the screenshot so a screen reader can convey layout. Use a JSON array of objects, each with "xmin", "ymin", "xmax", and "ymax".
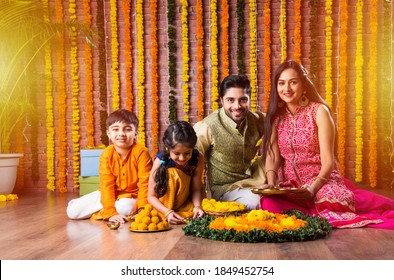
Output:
[
  {"xmin": 0, "ymin": 195, "xmax": 6, "ymax": 202},
  {"xmin": 6, "ymin": 194, "xmax": 18, "ymax": 201}
]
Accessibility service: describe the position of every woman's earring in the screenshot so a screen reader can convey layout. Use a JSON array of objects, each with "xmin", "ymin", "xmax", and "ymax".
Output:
[
  {"xmin": 278, "ymin": 100, "xmax": 285, "ymax": 108},
  {"xmin": 299, "ymin": 93, "xmax": 309, "ymax": 107}
]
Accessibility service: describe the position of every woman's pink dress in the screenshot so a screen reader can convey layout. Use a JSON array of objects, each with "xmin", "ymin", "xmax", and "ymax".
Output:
[{"xmin": 261, "ymin": 102, "xmax": 394, "ymax": 229}]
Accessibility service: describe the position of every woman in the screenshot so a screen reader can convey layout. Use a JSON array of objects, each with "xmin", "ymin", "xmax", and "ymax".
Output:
[{"xmin": 260, "ymin": 60, "xmax": 394, "ymax": 229}]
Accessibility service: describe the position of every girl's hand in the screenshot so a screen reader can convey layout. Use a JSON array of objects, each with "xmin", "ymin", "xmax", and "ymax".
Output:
[
  {"xmin": 166, "ymin": 211, "xmax": 185, "ymax": 225},
  {"xmin": 108, "ymin": 214, "xmax": 128, "ymax": 224},
  {"xmin": 192, "ymin": 207, "xmax": 205, "ymax": 219}
]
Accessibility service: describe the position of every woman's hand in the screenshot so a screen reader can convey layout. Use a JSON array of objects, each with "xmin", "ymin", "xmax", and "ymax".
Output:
[
  {"xmin": 259, "ymin": 183, "xmax": 275, "ymax": 190},
  {"xmin": 192, "ymin": 207, "xmax": 205, "ymax": 219},
  {"xmin": 108, "ymin": 214, "xmax": 128, "ymax": 224},
  {"xmin": 166, "ymin": 211, "xmax": 185, "ymax": 225}
]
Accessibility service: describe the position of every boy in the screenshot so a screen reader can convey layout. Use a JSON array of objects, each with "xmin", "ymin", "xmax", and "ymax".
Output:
[{"xmin": 67, "ymin": 109, "xmax": 153, "ymax": 224}]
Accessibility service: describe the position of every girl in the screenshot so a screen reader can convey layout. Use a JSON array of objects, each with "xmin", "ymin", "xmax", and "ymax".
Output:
[{"xmin": 148, "ymin": 121, "xmax": 205, "ymax": 224}]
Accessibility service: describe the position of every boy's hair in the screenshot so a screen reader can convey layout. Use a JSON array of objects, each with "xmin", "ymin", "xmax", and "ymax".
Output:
[
  {"xmin": 154, "ymin": 121, "xmax": 197, "ymax": 197},
  {"xmin": 106, "ymin": 109, "xmax": 139, "ymax": 129},
  {"xmin": 219, "ymin": 74, "xmax": 251, "ymax": 98}
]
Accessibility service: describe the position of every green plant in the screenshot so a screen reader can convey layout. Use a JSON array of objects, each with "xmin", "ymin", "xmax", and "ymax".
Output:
[{"xmin": 0, "ymin": 0, "xmax": 94, "ymax": 153}]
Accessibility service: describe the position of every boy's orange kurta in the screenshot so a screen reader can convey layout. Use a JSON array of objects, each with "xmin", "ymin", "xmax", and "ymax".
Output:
[{"xmin": 93, "ymin": 143, "xmax": 152, "ymax": 220}]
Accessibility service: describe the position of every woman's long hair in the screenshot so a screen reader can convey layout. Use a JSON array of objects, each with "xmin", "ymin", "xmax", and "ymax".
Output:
[
  {"xmin": 154, "ymin": 121, "xmax": 197, "ymax": 197},
  {"xmin": 262, "ymin": 60, "xmax": 336, "ymax": 163}
]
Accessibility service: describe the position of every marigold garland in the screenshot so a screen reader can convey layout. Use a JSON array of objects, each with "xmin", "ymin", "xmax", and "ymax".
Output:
[
  {"xmin": 122, "ymin": 1, "xmax": 133, "ymax": 110},
  {"xmin": 279, "ymin": 0, "xmax": 287, "ymax": 62},
  {"xmin": 84, "ymin": 0, "xmax": 94, "ymax": 148},
  {"xmin": 110, "ymin": 0, "xmax": 120, "ymax": 111},
  {"xmin": 221, "ymin": 0, "xmax": 230, "ymax": 77},
  {"xmin": 309, "ymin": 0, "xmax": 318, "ymax": 85},
  {"xmin": 181, "ymin": 0, "xmax": 190, "ymax": 121},
  {"xmin": 43, "ymin": 0, "xmax": 55, "ymax": 192},
  {"xmin": 355, "ymin": 0, "xmax": 364, "ymax": 182},
  {"xmin": 136, "ymin": 0, "xmax": 146, "ymax": 145},
  {"xmin": 263, "ymin": 0, "xmax": 271, "ymax": 112},
  {"xmin": 337, "ymin": 0, "xmax": 348, "ymax": 176},
  {"xmin": 368, "ymin": 0, "xmax": 378, "ymax": 187},
  {"xmin": 249, "ymin": 0, "xmax": 257, "ymax": 112},
  {"xmin": 293, "ymin": 0, "xmax": 301, "ymax": 62},
  {"xmin": 150, "ymin": 0, "xmax": 159, "ymax": 156},
  {"xmin": 56, "ymin": 0, "xmax": 68, "ymax": 192},
  {"xmin": 97, "ymin": 0, "xmax": 109, "ymax": 146},
  {"xmin": 210, "ymin": 0, "xmax": 219, "ymax": 111},
  {"xmin": 168, "ymin": 0, "xmax": 177, "ymax": 121},
  {"xmin": 236, "ymin": 0, "xmax": 245, "ymax": 74},
  {"xmin": 183, "ymin": 210, "xmax": 332, "ymax": 243},
  {"xmin": 69, "ymin": 0, "xmax": 80, "ymax": 189},
  {"xmin": 325, "ymin": 0, "xmax": 333, "ymax": 108},
  {"xmin": 196, "ymin": 0, "xmax": 205, "ymax": 121}
]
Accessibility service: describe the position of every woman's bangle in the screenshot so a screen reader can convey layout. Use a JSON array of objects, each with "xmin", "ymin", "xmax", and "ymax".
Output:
[
  {"xmin": 165, "ymin": 209, "xmax": 174, "ymax": 218},
  {"xmin": 316, "ymin": 176, "xmax": 328, "ymax": 183},
  {"xmin": 266, "ymin": 169, "xmax": 278, "ymax": 178}
]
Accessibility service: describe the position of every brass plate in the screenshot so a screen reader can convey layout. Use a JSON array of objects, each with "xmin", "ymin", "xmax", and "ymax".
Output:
[
  {"xmin": 129, "ymin": 227, "xmax": 171, "ymax": 233},
  {"xmin": 251, "ymin": 187, "xmax": 305, "ymax": 196}
]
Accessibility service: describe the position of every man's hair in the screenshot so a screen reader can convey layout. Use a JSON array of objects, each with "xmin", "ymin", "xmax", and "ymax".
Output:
[
  {"xmin": 219, "ymin": 74, "xmax": 251, "ymax": 98},
  {"xmin": 106, "ymin": 109, "xmax": 139, "ymax": 128}
]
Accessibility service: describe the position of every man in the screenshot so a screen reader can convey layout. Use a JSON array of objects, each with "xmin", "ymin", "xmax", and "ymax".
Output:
[{"xmin": 194, "ymin": 75, "xmax": 266, "ymax": 210}]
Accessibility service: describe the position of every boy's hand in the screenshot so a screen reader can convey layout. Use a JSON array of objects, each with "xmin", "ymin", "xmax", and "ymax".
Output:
[{"xmin": 109, "ymin": 214, "xmax": 128, "ymax": 224}]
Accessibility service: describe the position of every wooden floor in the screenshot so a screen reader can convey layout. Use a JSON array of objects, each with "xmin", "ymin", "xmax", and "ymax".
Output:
[{"xmin": 1, "ymin": 187, "xmax": 394, "ymax": 260}]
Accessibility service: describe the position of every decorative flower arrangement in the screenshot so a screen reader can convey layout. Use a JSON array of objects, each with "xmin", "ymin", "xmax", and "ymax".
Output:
[
  {"xmin": 122, "ymin": 1, "xmax": 134, "ymax": 110},
  {"xmin": 202, "ymin": 198, "xmax": 246, "ymax": 213},
  {"xmin": 355, "ymin": 0, "xmax": 364, "ymax": 182},
  {"xmin": 279, "ymin": 0, "xmax": 287, "ymax": 62},
  {"xmin": 309, "ymin": 0, "xmax": 318, "ymax": 85},
  {"xmin": 43, "ymin": 0, "xmax": 55, "ymax": 191},
  {"xmin": 0, "ymin": 194, "xmax": 18, "ymax": 202},
  {"xmin": 183, "ymin": 210, "xmax": 332, "ymax": 243},
  {"xmin": 110, "ymin": 0, "xmax": 120, "ymax": 111},
  {"xmin": 69, "ymin": 0, "xmax": 80, "ymax": 189},
  {"xmin": 325, "ymin": 0, "xmax": 333, "ymax": 108},
  {"xmin": 56, "ymin": 0, "xmax": 68, "ymax": 192},
  {"xmin": 368, "ymin": 0, "xmax": 378, "ymax": 188},
  {"xmin": 263, "ymin": 0, "xmax": 271, "ymax": 112},
  {"xmin": 167, "ymin": 0, "xmax": 177, "ymax": 121},
  {"xmin": 136, "ymin": 0, "xmax": 146, "ymax": 145},
  {"xmin": 249, "ymin": 0, "xmax": 257, "ymax": 112},
  {"xmin": 181, "ymin": 0, "xmax": 190, "ymax": 121},
  {"xmin": 337, "ymin": 0, "xmax": 348, "ymax": 176},
  {"xmin": 221, "ymin": 0, "xmax": 229, "ymax": 77},
  {"xmin": 236, "ymin": 0, "xmax": 245, "ymax": 74},
  {"xmin": 210, "ymin": 0, "xmax": 219, "ymax": 111},
  {"xmin": 150, "ymin": 0, "xmax": 159, "ymax": 156},
  {"xmin": 196, "ymin": 0, "xmax": 205, "ymax": 121},
  {"xmin": 293, "ymin": 0, "xmax": 301, "ymax": 62},
  {"xmin": 84, "ymin": 0, "xmax": 94, "ymax": 147}
]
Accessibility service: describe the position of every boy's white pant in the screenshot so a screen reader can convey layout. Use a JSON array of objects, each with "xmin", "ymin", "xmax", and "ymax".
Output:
[{"xmin": 66, "ymin": 190, "xmax": 137, "ymax": 219}]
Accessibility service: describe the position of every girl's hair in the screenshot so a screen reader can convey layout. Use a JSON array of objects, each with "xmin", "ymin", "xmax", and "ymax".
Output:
[
  {"xmin": 219, "ymin": 74, "xmax": 251, "ymax": 98},
  {"xmin": 106, "ymin": 109, "xmax": 139, "ymax": 128},
  {"xmin": 262, "ymin": 60, "xmax": 336, "ymax": 163},
  {"xmin": 154, "ymin": 121, "xmax": 197, "ymax": 197}
]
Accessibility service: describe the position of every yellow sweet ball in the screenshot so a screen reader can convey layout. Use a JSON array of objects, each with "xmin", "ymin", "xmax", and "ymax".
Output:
[
  {"xmin": 144, "ymin": 204, "xmax": 153, "ymax": 211},
  {"xmin": 142, "ymin": 216, "xmax": 151, "ymax": 225},
  {"xmin": 157, "ymin": 222, "xmax": 166, "ymax": 230},
  {"xmin": 130, "ymin": 222, "xmax": 139, "ymax": 230},
  {"xmin": 150, "ymin": 209, "xmax": 159, "ymax": 217},
  {"xmin": 137, "ymin": 223, "xmax": 148, "ymax": 231},
  {"xmin": 148, "ymin": 223, "xmax": 158, "ymax": 231},
  {"xmin": 151, "ymin": 216, "xmax": 160, "ymax": 224},
  {"xmin": 134, "ymin": 214, "xmax": 143, "ymax": 223},
  {"xmin": 139, "ymin": 209, "xmax": 150, "ymax": 217}
]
